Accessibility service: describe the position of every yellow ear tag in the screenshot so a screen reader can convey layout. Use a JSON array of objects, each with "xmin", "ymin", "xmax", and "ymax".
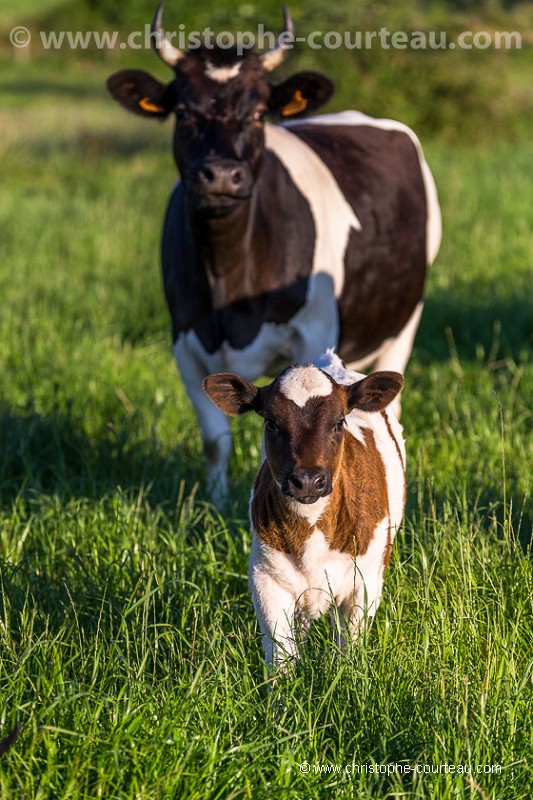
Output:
[
  {"xmin": 139, "ymin": 96, "xmax": 162, "ymax": 113},
  {"xmin": 281, "ymin": 90, "xmax": 308, "ymax": 117}
]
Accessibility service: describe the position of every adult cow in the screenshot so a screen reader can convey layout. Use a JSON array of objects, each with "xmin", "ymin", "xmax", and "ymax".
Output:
[{"xmin": 107, "ymin": 4, "xmax": 441, "ymax": 500}]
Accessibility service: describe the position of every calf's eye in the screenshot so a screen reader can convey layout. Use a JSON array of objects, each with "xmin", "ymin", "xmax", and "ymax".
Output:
[
  {"xmin": 334, "ymin": 419, "xmax": 345, "ymax": 433},
  {"xmin": 265, "ymin": 419, "xmax": 278, "ymax": 433}
]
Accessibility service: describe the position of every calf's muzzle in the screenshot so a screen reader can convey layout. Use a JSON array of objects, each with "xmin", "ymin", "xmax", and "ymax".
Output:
[{"xmin": 283, "ymin": 468, "xmax": 332, "ymax": 504}]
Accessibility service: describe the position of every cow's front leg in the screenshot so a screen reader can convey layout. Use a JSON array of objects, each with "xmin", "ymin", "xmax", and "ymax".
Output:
[
  {"xmin": 252, "ymin": 576, "xmax": 297, "ymax": 668},
  {"xmin": 333, "ymin": 597, "xmax": 367, "ymax": 649},
  {"xmin": 173, "ymin": 337, "xmax": 232, "ymax": 504},
  {"xmin": 249, "ymin": 555, "xmax": 298, "ymax": 669},
  {"xmin": 335, "ymin": 536, "xmax": 388, "ymax": 648}
]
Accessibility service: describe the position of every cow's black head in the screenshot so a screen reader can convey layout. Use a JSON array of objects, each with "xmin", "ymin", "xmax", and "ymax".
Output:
[{"xmin": 107, "ymin": 3, "xmax": 334, "ymax": 218}]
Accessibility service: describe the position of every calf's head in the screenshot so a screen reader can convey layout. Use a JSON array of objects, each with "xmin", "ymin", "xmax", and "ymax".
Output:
[
  {"xmin": 106, "ymin": 4, "xmax": 333, "ymax": 218},
  {"xmin": 204, "ymin": 365, "xmax": 403, "ymax": 504}
]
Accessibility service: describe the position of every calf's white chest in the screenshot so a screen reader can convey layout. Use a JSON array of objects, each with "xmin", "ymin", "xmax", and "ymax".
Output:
[
  {"xmin": 250, "ymin": 514, "xmax": 391, "ymax": 644},
  {"xmin": 252, "ymin": 524, "xmax": 371, "ymax": 618},
  {"xmin": 297, "ymin": 528, "xmax": 355, "ymax": 618}
]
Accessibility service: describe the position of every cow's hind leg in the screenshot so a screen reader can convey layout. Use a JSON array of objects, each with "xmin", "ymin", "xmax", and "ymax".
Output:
[
  {"xmin": 349, "ymin": 301, "xmax": 423, "ymax": 418},
  {"xmin": 371, "ymin": 301, "xmax": 423, "ymax": 374}
]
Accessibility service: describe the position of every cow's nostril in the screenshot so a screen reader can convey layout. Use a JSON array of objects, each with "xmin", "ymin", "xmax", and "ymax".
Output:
[
  {"xmin": 196, "ymin": 161, "xmax": 250, "ymax": 196},
  {"xmin": 289, "ymin": 474, "xmax": 303, "ymax": 491},
  {"xmin": 230, "ymin": 167, "xmax": 244, "ymax": 187},
  {"xmin": 200, "ymin": 165, "xmax": 216, "ymax": 184},
  {"xmin": 314, "ymin": 473, "xmax": 326, "ymax": 491},
  {"xmin": 286, "ymin": 470, "xmax": 330, "ymax": 501}
]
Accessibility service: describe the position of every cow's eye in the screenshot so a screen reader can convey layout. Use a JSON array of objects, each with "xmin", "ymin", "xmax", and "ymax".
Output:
[
  {"xmin": 252, "ymin": 108, "xmax": 267, "ymax": 123},
  {"xmin": 176, "ymin": 105, "xmax": 192, "ymax": 122},
  {"xmin": 334, "ymin": 419, "xmax": 346, "ymax": 433},
  {"xmin": 265, "ymin": 418, "xmax": 278, "ymax": 433}
]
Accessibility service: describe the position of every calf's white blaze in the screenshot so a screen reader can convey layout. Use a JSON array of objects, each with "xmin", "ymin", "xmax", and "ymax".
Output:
[{"xmin": 279, "ymin": 364, "xmax": 332, "ymax": 408}]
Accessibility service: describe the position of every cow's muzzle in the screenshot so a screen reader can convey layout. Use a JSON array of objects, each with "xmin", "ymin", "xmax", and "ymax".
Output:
[
  {"xmin": 282, "ymin": 469, "xmax": 333, "ymax": 505},
  {"xmin": 190, "ymin": 159, "xmax": 253, "ymax": 215}
]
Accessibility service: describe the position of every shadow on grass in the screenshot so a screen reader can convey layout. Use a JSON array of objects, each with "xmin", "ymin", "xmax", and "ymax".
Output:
[
  {"xmin": 0, "ymin": 404, "xmax": 204, "ymax": 510},
  {"xmin": 0, "ymin": 411, "xmax": 251, "ymax": 687},
  {"xmin": 0, "ymin": 405, "xmax": 252, "ymax": 674},
  {"xmin": 414, "ymin": 285, "xmax": 533, "ymax": 364}
]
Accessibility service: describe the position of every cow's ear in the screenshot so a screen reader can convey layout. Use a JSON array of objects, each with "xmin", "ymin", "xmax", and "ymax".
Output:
[
  {"xmin": 346, "ymin": 372, "xmax": 404, "ymax": 414},
  {"xmin": 203, "ymin": 374, "xmax": 264, "ymax": 417},
  {"xmin": 268, "ymin": 72, "xmax": 335, "ymax": 120},
  {"xmin": 106, "ymin": 69, "xmax": 172, "ymax": 118}
]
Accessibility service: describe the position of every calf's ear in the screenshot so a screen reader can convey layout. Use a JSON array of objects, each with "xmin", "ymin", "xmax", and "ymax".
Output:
[
  {"xmin": 106, "ymin": 69, "xmax": 172, "ymax": 117},
  {"xmin": 346, "ymin": 372, "xmax": 404, "ymax": 413},
  {"xmin": 268, "ymin": 72, "xmax": 334, "ymax": 120},
  {"xmin": 203, "ymin": 374, "xmax": 263, "ymax": 416}
]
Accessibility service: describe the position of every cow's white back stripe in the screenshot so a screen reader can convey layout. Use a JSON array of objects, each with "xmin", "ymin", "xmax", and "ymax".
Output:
[{"xmin": 264, "ymin": 123, "xmax": 361, "ymax": 297}]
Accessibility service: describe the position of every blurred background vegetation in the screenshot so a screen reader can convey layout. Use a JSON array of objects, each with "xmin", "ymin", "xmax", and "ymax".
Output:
[{"xmin": 1, "ymin": 0, "xmax": 532, "ymax": 141}]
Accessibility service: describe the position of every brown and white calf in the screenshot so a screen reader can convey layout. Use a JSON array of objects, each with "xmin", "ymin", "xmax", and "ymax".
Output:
[{"xmin": 203, "ymin": 350, "xmax": 406, "ymax": 667}]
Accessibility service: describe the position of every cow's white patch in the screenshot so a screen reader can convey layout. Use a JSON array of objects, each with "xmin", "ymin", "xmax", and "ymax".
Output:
[
  {"xmin": 175, "ymin": 271, "xmax": 338, "ymax": 384},
  {"xmin": 204, "ymin": 61, "xmax": 242, "ymax": 82},
  {"xmin": 337, "ymin": 301, "xmax": 423, "ymax": 418},
  {"xmin": 249, "ymin": 525, "xmax": 356, "ymax": 663},
  {"xmin": 366, "ymin": 301, "xmax": 423, "ymax": 373},
  {"xmin": 298, "ymin": 528, "xmax": 355, "ymax": 619},
  {"xmin": 285, "ymin": 111, "xmax": 442, "ymax": 266},
  {"xmin": 175, "ymin": 273, "xmax": 338, "ymax": 505},
  {"xmin": 264, "ymin": 124, "xmax": 361, "ymax": 297},
  {"xmin": 279, "ymin": 365, "xmax": 332, "ymax": 408}
]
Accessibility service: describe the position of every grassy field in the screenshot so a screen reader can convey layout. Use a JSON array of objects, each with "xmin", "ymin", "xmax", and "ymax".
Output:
[{"xmin": 1, "ymin": 32, "xmax": 533, "ymax": 800}]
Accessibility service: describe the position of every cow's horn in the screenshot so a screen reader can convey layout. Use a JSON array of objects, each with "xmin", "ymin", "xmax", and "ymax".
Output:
[
  {"xmin": 260, "ymin": 5, "xmax": 294, "ymax": 72},
  {"xmin": 151, "ymin": 2, "xmax": 184, "ymax": 68}
]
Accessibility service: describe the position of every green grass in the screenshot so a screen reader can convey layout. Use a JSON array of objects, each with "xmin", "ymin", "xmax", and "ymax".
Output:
[{"xmin": 1, "ymin": 56, "xmax": 532, "ymax": 799}]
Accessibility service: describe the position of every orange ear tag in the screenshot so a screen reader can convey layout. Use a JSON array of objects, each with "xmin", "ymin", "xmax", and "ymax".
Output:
[
  {"xmin": 139, "ymin": 96, "xmax": 162, "ymax": 113},
  {"xmin": 281, "ymin": 90, "xmax": 308, "ymax": 117}
]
